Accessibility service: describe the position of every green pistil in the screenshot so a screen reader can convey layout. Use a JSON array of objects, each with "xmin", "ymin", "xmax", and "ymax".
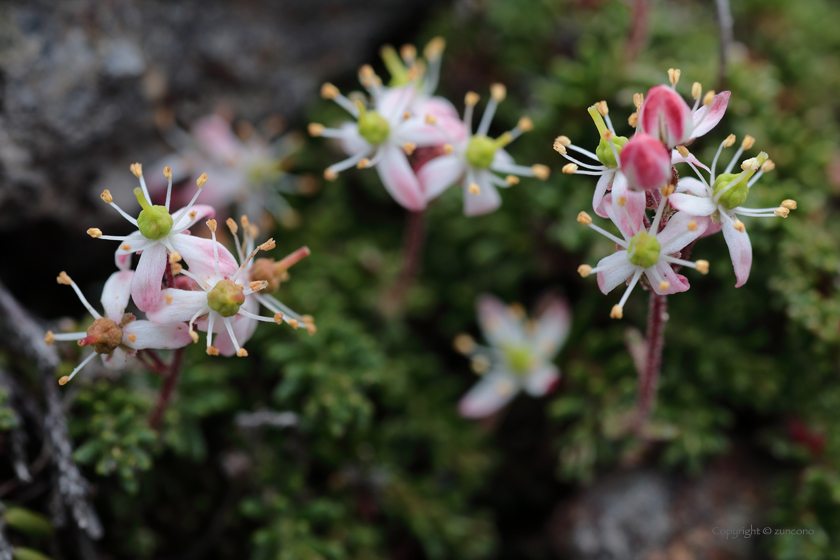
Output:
[
  {"xmin": 134, "ymin": 188, "xmax": 173, "ymax": 240},
  {"xmin": 357, "ymin": 105, "xmax": 390, "ymax": 146},
  {"xmin": 207, "ymin": 279, "xmax": 245, "ymax": 318},
  {"xmin": 503, "ymin": 345, "xmax": 534, "ymax": 376},
  {"xmin": 466, "ymin": 134, "xmax": 510, "ymax": 169},
  {"xmin": 587, "ymin": 106, "xmax": 628, "ymax": 168},
  {"xmin": 712, "ymin": 151, "xmax": 768, "ymax": 210},
  {"xmin": 627, "ymin": 231, "xmax": 661, "ymax": 269},
  {"xmin": 380, "ymin": 45, "xmax": 409, "ymax": 86}
]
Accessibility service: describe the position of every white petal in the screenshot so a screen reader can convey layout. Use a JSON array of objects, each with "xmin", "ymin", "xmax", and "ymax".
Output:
[
  {"xmin": 668, "ymin": 193, "xmax": 717, "ymax": 217},
  {"xmin": 477, "ymin": 294, "xmax": 526, "ymax": 347},
  {"xmin": 375, "ymin": 145, "xmax": 426, "ymax": 211},
  {"xmin": 523, "ymin": 364, "xmax": 560, "ymax": 397},
  {"xmin": 114, "ymin": 231, "xmax": 149, "ymax": 270},
  {"xmin": 101, "ymin": 347, "xmax": 128, "ymax": 370},
  {"xmin": 595, "ymin": 252, "xmax": 636, "ymax": 295},
  {"xmin": 131, "ymin": 243, "xmax": 168, "ymax": 312},
  {"xmin": 418, "ymin": 154, "xmax": 464, "ymax": 201},
  {"xmin": 170, "ymin": 234, "xmax": 239, "ymax": 280},
  {"xmin": 145, "ymin": 289, "xmax": 209, "ymax": 323},
  {"xmin": 123, "ymin": 320, "xmax": 194, "ymax": 350},
  {"xmin": 675, "ymin": 177, "xmax": 709, "ymax": 197},
  {"xmin": 463, "ymin": 170, "xmax": 502, "ymax": 216},
  {"xmin": 338, "ymin": 122, "xmax": 370, "ymax": 156},
  {"xmin": 532, "ymin": 296, "xmax": 572, "ymax": 359},
  {"xmin": 657, "ymin": 211, "xmax": 709, "ymax": 255},
  {"xmin": 458, "ymin": 370, "xmax": 519, "ymax": 419},
  {"xmin": 101, "ymin": 270, "xmax": 134, "ymax": 321}
]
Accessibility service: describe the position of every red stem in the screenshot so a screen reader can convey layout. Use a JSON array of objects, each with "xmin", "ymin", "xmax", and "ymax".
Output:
[
  {"xmin": 148, "ymin": 347, "xmax": 185, "ymax": 430},
  {"xmin": 625, "ymin": 0, "xmax": 653, "ymax": 63},
  {"xmin": 164, "ymin": 260, "xmax": 175, "ymax": 288},
  {"xmin": 634, "ymin": 292, "xmax": 667, "ymax": 434},
  {"xmin": 137, "ymin": 349, "xmax": 167, "ymax": 375},
  {"xmin": 384, "ymin": 210, "xmax": 426, "ymax": 313}
]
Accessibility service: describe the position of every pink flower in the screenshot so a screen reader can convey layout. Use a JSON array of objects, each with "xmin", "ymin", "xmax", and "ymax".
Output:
[
  {"xmin": 669, "ymin": 141, "xmax": 794, "ymax": 287},
  {"xmin": 46, "ymin": 270, "xmax": 193, "ymax": 385},
  {"xmin": 456, "ymin": 294, "xmax": 571, "ymax": 419},
  {"xmin": 416, "ymin": 85, "xmax": 550, "ymax": 216},
  {"xmin": 576, "ymin": 190, "xmax": 709, "ymax": 318},
  {"xmin": 637, "ymin": 71, "xmax": 730, "ymax": 148},
  {"xmin": 87, "ymin": 165, "xmax": 237, "ymax": 312},
  {"xmin": 619, "ymin": 133, "xmax": 672, "ymax": 192}
]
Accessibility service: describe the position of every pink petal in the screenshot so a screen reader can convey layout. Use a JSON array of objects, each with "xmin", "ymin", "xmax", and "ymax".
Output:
[
  {"xmin": 596, "ymin": 251, "xmax": 637, "ymax": 295},
  {"xmin": 638, "ymin": 85, "xmax": 693, "ymax": 148},
  {"xmin": 463, "ymin": 171, "xmax": 502, "ymax": 217},
  {"xmin": 619, "ymin": 133, "xmax": 672, "ymax": 191},
  {"xmin": 115, "ymin": 231, "xmax": 150, "ymax": 270},
  {"xmin": 671, "ymin": 149, "xmax": 710, "ymax": 172},
  {"xmin": 417, "ymin": 154, "xmax": 464, "ymax": 201},
  {"xmin": 131, "ymin": 243, "xmax": 168, "ymax": 312},
  {"xmin": 593, "ymin": 172, "xmax": 614, "ymax": 218},
  {"xmin": 533, "ymin": 295, "xmax": 572, "ymax": 359},
  {"xmin": 170, "ymin": 234, "xmax": 239, "ymax": 280},
  {"xmin": 412, "ymin": 96, "xmax": 460, "ymax": 120},
  {"xmin": 668, "ymin": 193, "xmax": 717, "ymax": 217},
  {"xmin": 646, "ymin": 263, "xmax": 690, "ymax": 295},
  {"xmin": 378, "ymin": 86, "xmax": 415, "ymax": 117},
  {"xmin": 146, "ymin": 288, "xmax": 209, "ymax": 323},
  {"xmin": 101, "ymin": 270, "xmax": 134, "ymax": 321},
  {"xmin": 657, "ymin": 211, "xmax": 709, "ymax": 255},
  {"xmin": 213, "ymin": 297, "xmax": 260, "ymax": 356},
  {"xmin": 191, "ymin": 114, "xmax": 245, "ymax": 163},
  {"xmin": 720, "ymin": 211, "xmax": 752, "ymax": 287},
  {"xmin": 123, "ymin": 320, "xmax": 193, "ymax": 350},
  {"xmin": 172, "ymin": 203, "xmax": 216, "ymax": 231},
  {"xmin": 458, "ymin": 371, "xmax": 519, "ymax": 419},
  {"xmin": 375, "ymin": 145, "xmax": 426, "ymax": 211},
  {"xmin": 602, "ymin": 189, "xmax": 643, "ymax": 242},
  {"xmin": 690, "ymin": 91, "xmax": 731, "ymax": 140},
  {"xmin": 396, "ymin": 116, "xmax": 463, "ymax": 147},
  {"xmin": 523, "ymin": 364, "xmax": 560, "ymax": 397},
  {"xmin": 477, "ymin": 294, "xmax": 526, "ymax": 347}
]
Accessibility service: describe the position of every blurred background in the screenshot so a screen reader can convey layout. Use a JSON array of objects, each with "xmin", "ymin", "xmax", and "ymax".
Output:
[{"xmin": 1, "ymin": 0, "xmax": 839, "ymax": 558}]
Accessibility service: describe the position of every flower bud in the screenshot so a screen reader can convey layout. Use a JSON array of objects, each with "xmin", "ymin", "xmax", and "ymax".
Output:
[
  {"xmin": 357, "ymin": 110, "xmax": 391, "ymax": 145},
  {"xmin": 638, "ymin": 85, "xmax": 693, "ymax": 147},
  {"xmin": 134, "ymin": 187, "xmax": 173, "ymax": 240},
  {"xmin": 627, "ymin": 231, "xmax": 662, "ymax": 268},
  {"xmin": 207, "ymin": 279, "xmax": 245, "ymax": 317},
  {"xmin": 619, "ymin": 133, "xmax": 672, "ymax": 192},
  {"xmin": 78, "ymin": 318, "xmax": 123, "ymax": 354}
]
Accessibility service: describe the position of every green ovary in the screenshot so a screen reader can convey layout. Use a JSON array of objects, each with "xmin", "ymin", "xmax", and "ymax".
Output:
[
  {"xmin": 207, "ymin": 280, "xmax": 245, "ymax": 318},
  {"xmin": 466, "ymin": 135, "xmax": 507, "ymax": 169},
  {"xmin": 503, "ymin": 345, "xmax": 535, "ymax": 376},
  {"xmin": 712, "ymin": 151, "xmax": 768, "ymax": 210},
  {"xmin": 588, "ymin": 106, "xmax": 627, "ymax": 167},
  {"xmin": 627, "ymin": 231, "xmax": 661, "ymax": 269},
  {"xmin": 134, "ymin": 188, "xmax": 173, "ymax": 240},
  {"xmin": 357, "ymin": 111, "xmax": 390, "ymax": 145}
]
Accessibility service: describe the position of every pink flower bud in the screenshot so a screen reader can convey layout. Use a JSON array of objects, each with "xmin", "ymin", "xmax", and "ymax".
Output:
[
  {"xmin": 619, "ymin": 133, "xmax": 672, "ymax": 192},
  {"xmin": 638, "ymin": 85, "xmax": 693, "ymax": 148}
]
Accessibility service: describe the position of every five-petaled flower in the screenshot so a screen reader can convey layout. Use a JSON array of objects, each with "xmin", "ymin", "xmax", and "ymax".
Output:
[
  {"xmin": 455, "ymin": 294, "xmax": 571, "ymax": 418},
  {"xmin": 45, "ymin": 271, "xmax": 193, "ymax": 384}
]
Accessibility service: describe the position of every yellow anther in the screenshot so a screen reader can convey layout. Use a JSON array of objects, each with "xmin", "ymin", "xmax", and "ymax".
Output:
[
  {"xmin": 562, "ymin": 163, "xmax": 578, "ymax": 174},
  {"xmin": 741, "ymin": 158, "xmax": 757, "ymax": 171},
  {"xmin": 633, "ymin": 93, "xmax": 644, "ymax": 109},
  {"xmin": 742, "ymin": 135, "xmax": 755, "ymax": 150},
  {"xmin": 403, "ymin": 142, "xmax": 416, "ymax": 155},
  {"xmin": 531, "ymin": 164, "xmax": 550, "ymax": 180},
  {"xmin": 506, "ymin": 175, "xmax": 520, "ymax": 186},
  {"xmin": 57, "ymin": 271, "xmax": 72, "ymax": 285},
  {"xmin": 628, "ymin": 112, "xmax": 638, "ymax": 128},
  {"xmin": 250, "ymin": 281, "xmax": 268, "ymax": 291},
  {"xmin": 668, "ymin": 68, "xmax": 681, "ymax": 86},
  {"xmin": 453, "ymin": 334, "xmax": 476, "ymax": 354},
  {"xmin": 659, "ymin": 281, "xmax": 671, "ymax": 291},
  {"xmin": 356, "ymin": 158, "xmax": 370, "ymax": 169},
  {"xmin": 552, "ymin": 139, "xmax": 567, "ymax": 154},
  {"xmin": 761, "ymin": 160, "xmax": 775, "ymax": 173},
  {"xmin": 128, "ymin": 333, "xmax": 137, "ymax": 343},
  {"xmin": 595, "ymin": 101, "xmax": 609, "ymax": 116},
  {"xmin": 774, "ymin": 207, "xmax": 790, "ymax": 217},
  {"xmin": 307, "ymin": 123, "xmax": 324, "ymax": 137},
  {"xmin": 443, "ymin": 144, "xmax": 453, "ymax": 155},
  {"xmin": 676, "ymin": 145, "xmax": 690, "ymax": 157},
  {"xmin": 320, "ymin": 83, "xmax": 339, "ymax": 99},
  {"xmin": 687, "ymin": 220, "xmax": 698, "ymax": 231},
  {"xmin": 87, "ymin": 228, "xmax": 102, "ymax": 238},
  {"xmin": 171, "ymin": 263, "xmax": 182, "ymax": 274},
  {"xmin": 189, "ymin": 330, "xmax": 199, "ymax": 344},
  {"xmin": 130, "ymin": 162, "xmax": 143, "ymax": 178},
  {"xmin": 207, "ymin": 346, "xmax": 220, "ymax": 356},
  {"xmin": 490, "ymin": 83, "xmax": 506, "ymax": 102},
  {"xmin": 120, "ymin": 243, "xmax": 131, "ymax": 251},
  {"xmin": 468, "ymin": 183, "xmax": 481, "ymax": 195},
  {"xmin": 273, "ymin": 313, "xmax": 284, "ymax": 324},
  {"xmin": 781, "ymin": 199, "xmax": 797, "ymax": 210},
  {"xmin": 400, "ymin": 44, "xmax": 417, "ymax": 62},
  {"xmin": 424, "ymin": 36, "xmax": 446, "ymax": 59},
  {"xmin": 324, "ymin": 169, "xmax": 338, "ymax": 181},
  {"xmin": 465, "ymin": 91, "xmax": 480, "ymax": 107},
  {"xmin": 733, "ymin": 220, "xmax": 746, "ymax": 232},
  {"xmin": 163, "ymin": 166, "xmax": 172, "ymax": 179},
  {"xmin": 259, "ymin": 238, "xmax": 276, "ymax": 251},
  {"xmin": 577, "ymin": 264, "xmax": 592, "ymax": 278},
  {"xmin": 165, "ymin": 294, "xmax": 173, "ymax": 305},
  {"xmin": 58, "ymin": 376, "xmax": 69, "ymax": 386},
  {"xmin": 555, "ymin": 135, "xmax": 571, "ymax": 147},
  {"xmin": 617, "ymin": 196, "xmax": 627, "ymax": 207},
  {"xmin": 196, "ymin": 172, "xmax": 208, "ymax": 188},
  {"xmin": 603, "ymin": 130, "xmax": 614, "ymax": 141},
  {"xmin": 703, "ymin": 90, "xmax": 715, "ymax": 106},
  {"xmin": 577, "ymin": 211, "xmax": 592, "ymax": 225},
  {"xmin": 226, "ymin": 218, "xmax": 238, "ymax": 234},
  {"xmin": 471, "ymin": 355, "xmax": 491, "ymax": 374},
  {"xmin": 189, "ymin": 210, "xmax": 197, "ymax": 220},
  {"xmin": 517, "ymin": 116, "xmax": 534, "ymax": 132},
  {"xmin": 403, "ymin": 111, "xmax": 411, "ymax": 120},
  {"xmin": 424, "ymin": 114, "xmax": 437, "ymax": 125},
  {"xmin": 723, "ymin": 134, "xmax": 736, "ymax": 148},
  {"xmin": 695, "ymin": 260, "xmax": 710, "ymax": 274},
  {"xmin": 691, "ymin": 82, "xmax": 702, "ymax": 99},
  {"xmin": 169, "ymin": 251, "xmax": 182, "ymax": 264},
  {"xmin": 661, "ymin": 184, "xmax": 675, "ymax": 197},
  {"xmin": 288, "ymin": 318, "xmax": 300, "ymax": 330},
  {"xmin": 44, "ymin": 331, "xmax": 54, "ymax": 346},
  {"xmin": 100, "ymin": 189, "xmax": 113, "ymax": 204},
  {"xmin": 236, "ymin": 348, "xmax": 248, "ymax": 357},
  {"xmin": 610, "ymin": 305, "xmax": 624, "ymax": 320},
  {"xmin": 206, "ymin": 219, "xmax": 217, "ymax": 233}
]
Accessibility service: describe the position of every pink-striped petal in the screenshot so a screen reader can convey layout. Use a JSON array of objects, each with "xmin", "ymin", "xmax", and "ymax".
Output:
[
  {"xmin": 101, "ymin": 270, "xmax": 134, "ymax": 321},
  {"xmin": 638, "ymin": 85, "xmax": 693, "ymax": 148},
  {"xmin": 690, "ymin": 91, "xmax": 730, "ymax": 140},
  {"xmin": 123, "ymin": 320, "xmax": 193, "ymax": 350},
  {"xmin": 668, "ymin": 193, "xmax": 717, "ymax": 217},
  {"xmin": 657, "ymin": 211, "xmax": 709, "ymax": 255},
  {"xmin": 720, "ymin": 211, "xmax": 752, "ymax": 287},
  {"xmin": 602, "ymin": 189, "xmax": 643, "ymax": 242},
  {"xmin": 417, "ymin": 154, "xmax": 464, "ymax": 201},
  {"xmin": 375, "ymin": 145, "xmax": 426, "ymax": 211},
  {"xmin": 463, "ymin": 171, "xmax": 502, "ymax": 216},
  {"xmin": 146, "ymin": 288, "xmax": 209, "ymax": 323},
  {"xmin": 523, "ymin": 364, "xmax": 560, "ymax": 397},
  {"xmin": 477, "ymin": 294, "xmax": 526, "ymax": 347},
  {"xmin": 458, "ymin": 370, "xmax": 519, "ymax": 419},
  {"xmin": 646, "ymin": 263, "xmax": 690, "ymax": 295},
  {"xmin": 131, "ymin": 243, "xmax": 168, "ymax": 312},
  {"xmin": 115, "ymin": 231, "xmax": 150, "ymax": 270},
  {"xmin": 596, "ymin": 251, "xmax": 636, "ymax": 295},
  {"xmin": 170, "ymin": 234, "xmax": 239, "ymax": 280},
  {"xmin": 619, "ymin": 133, "xmax": 672, "ymax": 191},
  {"xmin": 671, "ymin": 149, "xmax": 710, "ymax": 172},
  {"xmin": 173, "ymin": 204, "xmax": 216, "ymax": 231}
]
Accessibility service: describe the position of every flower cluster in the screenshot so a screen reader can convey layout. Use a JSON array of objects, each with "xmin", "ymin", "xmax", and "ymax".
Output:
[
  {"xmin": 47, "ymin": 164, "xmax": 314, "ymax": 384},
  {"xmin": 556, "ymin": 69, "xmax": 796, "ymax": 317},
  {"xmin": 309, "ymin": 38, "xmax": 550, "ymax": 216}
]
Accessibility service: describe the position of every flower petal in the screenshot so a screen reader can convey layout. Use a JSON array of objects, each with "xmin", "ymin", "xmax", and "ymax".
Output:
[
  {"xmin": 172, "ymin": 204, "xmax": 216, "ymax": 231},
  {"xmin": 170, "ymin": 234, "xmax": 239, "ymax": 281},
  {"xmin": 395, "ymin": 117, "xmax": 463, "ymax": 147},
  {"xmin": 690, "ymin": 91, "xmax": 730, "ymax": 140},
  {"xmin": 657, "ymin": 211, "xmax": 708, "ymax": 255},
  {"xmin": 596, "ymin": 251, "xmax": 636, "ymax": 295},
  {"xmin": 532, "ymin": 296, "xmax": 572, "ymax": 359},
  {"xmin": 458, "ymin": 370, "xmax": 519, "ymax": 419},
  {"xmin": 213, "ymin": 297, "xmax": 260, "ymax": 356},
  {"xmin": 101, "ymin": 347, "xmax": 128, "ymax": 370},
  {"xmin": 593, "ymin": 171, "xmax": 614, "ymax": 218},
  {"xmin": 638, "ymin": 84, "xmax": 693, "ymax": 147},
  {"xmin": 671, "ymin": 149, "xmax": 710, "ymax": 172},
  {"xmin": 523, "ymin": 364, "xmax": 560, "ymax": 397},
  {"xmin": 721, "ymin": 211, "xmax": 752, "ymax": 287},
  {"xmin": 146, "ymin": 289, "xmax": 209, "ymax": 323},
  {"xmin": 192, "ymin": 114, "xmax": 245, "ymax": 163},
  {"xmin": 123, "ymin": 320, "xmax": 194, "ymax": 350},
  {"xmin": 675, "ymin": 177, "xmax": 709, "ymax": 197},
  {"xmin": 115, "ymin": 231, "xmax": 150, "ymax": 270},
  {"xmin": 131, "ymin": 243, "xmax": 168, "ymax": 312},
  {"xmin": 101, "ymin": 270, "xmax": 134, "ymax": 321},
  {"xmin": 463, "ymin": 170, "xmax": 502, "ymax": 216},
  {"xmin": 609, "ymin": 174, "xmax": 646, "ymax": 234},
  {"xmin": 339, "ymin": 122, "xmax": 370, "ymax": 156},
  {"xmin": 375, "ymin": 144, "xmax": 426, "ymax": 211},
  {"xmin": 417, "ymin": 154, "xmax": 464, "ymax": 201},
  {"xmin": 646, "ymin": 263, "xmax": 690, "ymax": 295},
  {"xmin": 477, "ymin": 294, "xmax": 526, "ymax": 347},
  {"xmin": 668, "ymin": 193, "xmax": 717, "ymax": 217}
]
